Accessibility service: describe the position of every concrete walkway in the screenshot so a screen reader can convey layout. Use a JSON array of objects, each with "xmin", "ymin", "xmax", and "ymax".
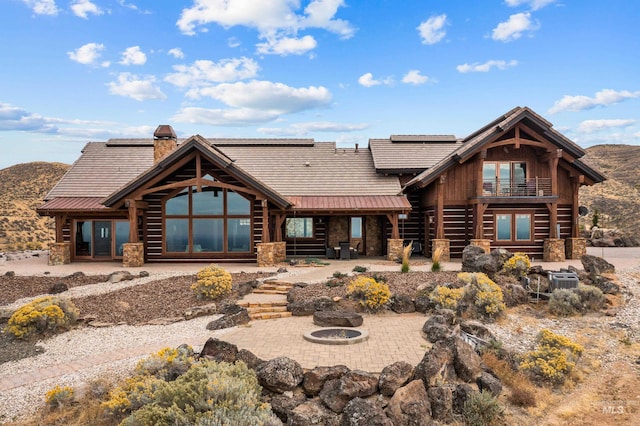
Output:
[{"xmin": 0, "ymin": 246, "xmax": 637, "ymax": 394}]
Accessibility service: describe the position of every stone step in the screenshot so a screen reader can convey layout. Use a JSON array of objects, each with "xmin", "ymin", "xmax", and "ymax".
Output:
[
  {"xmin": 259, "ymin": 284, "xmax": 294, "ymax": 291},
  {"xmin": 262, "ymin": 280, "xmax": 295, "ymax": 287},
  {"xmin": 249, "ymin": 311, "xmax": 293, "ymax": 320},
  {"xmin": 237, "ymin": 301, "xmax": 288, "ymax": 308},
  {"xmin": 247, "ymin": 306, "xmax": 289, "ymax": 314},
  {"xmin": 253, "ymin": 289, "xmax": 291, "ymax": 295}
]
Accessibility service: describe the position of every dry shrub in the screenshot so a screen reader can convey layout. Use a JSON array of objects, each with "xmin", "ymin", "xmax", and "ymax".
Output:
[
  {"xmin": 431, "ymin": 246, "xmax": 444, "ymax": 272},
  {"xmin": 401, "ymin": 243, "xmax": 412, "ymax": 273},
  {"xmin": 482, "ymin": 352, "xmax": 538, "ymax": 408}
]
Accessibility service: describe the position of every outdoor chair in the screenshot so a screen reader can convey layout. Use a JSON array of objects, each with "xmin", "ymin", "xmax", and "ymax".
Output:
[
  {"xmin": 339, "ymin": 241, "xmax": 351, "ymax": 260},
  {"xmin": 350, "ymin": 242, "xmax": 361, "ymax": 259},
  {"xmin": 326, "ymin": 246, "xmax": 336, "ymax": 259}
]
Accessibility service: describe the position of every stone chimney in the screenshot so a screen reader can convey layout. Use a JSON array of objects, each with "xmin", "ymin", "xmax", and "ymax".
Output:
[{"xmin": 153, "ymin": 125, "xmax": 177, "ymax": 163}]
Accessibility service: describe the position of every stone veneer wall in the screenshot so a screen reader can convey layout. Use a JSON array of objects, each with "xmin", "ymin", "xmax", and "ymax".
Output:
[
  {"xmin": 153, "ymin": 139, "xmax": 177, "ymax": 163},
  {"xmin": 387, "ymin": 239, "xmax": 404, "ymax": 262},
  {"xmin": 327, "ymin": 217, "xmax": 349, "ymax": 249},
  {"xmin": 469, "ymin": 239, "xmax": 491, "ymax": 254},
  {"xmin": 365, "ymin": 216, "xmax": 382, "ymax": 256},
  {"xmin": 48, "ymin": 242, "xmax": 70, "ymax": 265},
  {"xmin": 543, "ymin": 238, "xmax": 565, "ymax": 262},
  {"xmin": 431, "ymin": 239, "xmax": 450, "ymax": 262},
  {"xmin": 565, "ymin": 237, "xmax": 586, "ymax": 260},
  {"xmin": 257, "ymin": 242, "xmax": 286, "ymax": 267},
  {"xmin": 123, "ymin": 243, "xmax": 144, "ymax": 267}
]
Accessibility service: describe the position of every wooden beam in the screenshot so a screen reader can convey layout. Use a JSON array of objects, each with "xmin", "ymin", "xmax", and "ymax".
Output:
[
  {"xmin": 386, "ymin": 213, "xmax": 400, "ymax": 239},
  {"xmin": 515, "ymin": 125, "xmax": 521, "ymax": 149},
  {"xmin": 261, "ymin": 200, "xmax": 270, "ymax": 243},
  {"xmin": 55, "ymin": 214, "xmax": 66, "ymax": 243},
  {"xmin": 435, "ymin": 175, "xmax": 445, "ymax": 239},
  {"xmin": 195, "ymin": 153, "xmax": 202, "ymax": 192},
  {"xmin": 571, "ymin": 177, "xmax": 580, "ymax": 238},
  {"xmin": 548, "ymin": 150, "xmax": 561, "ymax": 196},
  {"xmin": 547, "ymin": 202, "xmax": 558, "ymax": 239},
  {"xmin": 127, "ymin": 199, "xmax": 139, "ymax": 243},
  {"xmin": 474, "ymin": 203, "xmax": 487, "ymax": 239},
  {"xmin": 476, "ymin": 154, "xmax": 484, "ymax": 197},
  {"xmin": 274, "ymin": 213, "xmax": 286, "ymax": 242}
]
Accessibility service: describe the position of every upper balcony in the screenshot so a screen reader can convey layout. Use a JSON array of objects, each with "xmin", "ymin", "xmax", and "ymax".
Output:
[{"xmin": 471, "ymin": 177, "xmax": 555, "ymax": 202}]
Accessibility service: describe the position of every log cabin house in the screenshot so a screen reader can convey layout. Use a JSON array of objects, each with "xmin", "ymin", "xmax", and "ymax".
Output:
[{"xmin": 38, "ymin": 107, "xmax": 604, "ymax": 267}]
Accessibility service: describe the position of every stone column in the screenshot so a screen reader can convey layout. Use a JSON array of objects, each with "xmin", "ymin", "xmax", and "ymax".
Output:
[
  {"xmin": 431, "ymin": 239, "xmax": 450, "ymax": 262},
  {"xmin": 123, "ymin": 243, "xmax": 144, "ymax": 267},
  {"xmin": 387, "ymin": 238, "xmax": 404, "ymax": 262},
  {"xmin": 256, "ymin": 242, "xmax": 287, "ymax": 267},
  {"xmin": 48, "ymin": 242, "xmax": 70, "ymax": 265},
  {"xmin": 543, "ymin": 238, "xmax": 565, "ymax": 262},
  {"xmin": 565, "ymin": 237, "xmax": 586, "ymax": 260},
  {"xmin": 469, "ymin": 239, "xmax": 491, "ymax": 254}
]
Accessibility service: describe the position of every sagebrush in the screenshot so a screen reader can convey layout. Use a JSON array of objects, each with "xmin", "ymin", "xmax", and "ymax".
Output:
[{"xmin": 191, "ymin": 264, "xmax": 232, "ymax": 300}]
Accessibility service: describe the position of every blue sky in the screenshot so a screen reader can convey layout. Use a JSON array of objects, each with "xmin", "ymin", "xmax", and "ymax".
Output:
[{"xmin": 1, "ymin": 0, "xmax": 639, "ymax": 169}]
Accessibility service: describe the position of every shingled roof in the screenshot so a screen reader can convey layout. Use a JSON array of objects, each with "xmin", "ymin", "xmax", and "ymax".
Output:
[{"xmin": 368, "ymin": 136, "xmax": 461, "ymax": 174}]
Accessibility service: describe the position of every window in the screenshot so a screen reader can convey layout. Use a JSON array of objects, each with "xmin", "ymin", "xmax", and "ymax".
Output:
[
  {"xmin": 495, "ymin": 213, "xmax": 532, "ymax": 242},
  {"xmin": 286, "ymin": 218, "xmax": 313, "ymax": 238},
  {"xmin": 483, "ymin": 161, "xmax": 527, "ymax": 195},
  {"xmin": 74, "ymin": 220, "xmax": 129, "ymax": 258},
  {"xmin": 351, "ymin": 217, "xmax": 362, "ymax": 238},
  {"xmin": 164, "ymin": 186, "xmax": 252, "ymax": 253}
]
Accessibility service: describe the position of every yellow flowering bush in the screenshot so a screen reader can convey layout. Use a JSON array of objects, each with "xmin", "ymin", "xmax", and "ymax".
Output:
[
  {"xmin": 429, "ymin": 286, "xmax": 464, "ymax": 310},
  {"xmin": 346, "ymin": 276, "xmax": 391, "ymax": 311},
  {"xmin": 520, "ymin": 329, "xmax": 584, "ymax": 384},
  {"xmin": 45, "ymin": 385, "xmax": 75, "ymax": 410},
  {"xmin": 458, "ymin": 272, "xmax": 506, "ymax": 319},
  {"xmin": 502, "ymin": 252, "xmax": 531, "ymax": 277},
  {"xmin": 192, "ymin": 264, "xmax": 232, "ymax": 300},
  {"xmin": 135, "ymin": 346, "xmax": 194, "ymax": 381},
  {"xmin": 6, "ymin": 296, "xmax": 79, "ymax": 339},
  {"xmin": 102, "ymin": 375, "xmax": 163, "ymax": 416}
]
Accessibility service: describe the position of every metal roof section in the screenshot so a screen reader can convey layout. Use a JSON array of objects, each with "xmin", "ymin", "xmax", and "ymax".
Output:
[{"xmin": 287, "ymin": 195, "xmax": 411, "ymax": 212}]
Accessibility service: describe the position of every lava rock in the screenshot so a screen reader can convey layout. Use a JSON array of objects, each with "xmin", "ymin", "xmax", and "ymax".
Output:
[
  {"xmin": 48, "ymin": 282, "xmax": 69, "ymax": 294},
  {"xmin": 199, "ymin": 338, "xmax": 238, "ymax": 363},
  {"xmin": 378, "ymin": 361, "xmax": 415, "ymax": 397},
  {"xmin": 476, "ymin": 371, "xmax": 502, "ymax": 396},
  {"xmin": 386, "ymin": 379, "xmax": 432, "ymax": 425},
  {"xmin": 256, "ymin": 356, "xmax": 304, "ymax": 393},
  {"xmin": 319, "ymin": 370, "xmax": 379, "ymax": 413},
  {"xmin": 388, "ymin": 294, "xmax": 416, "ymax": 313},
  {"xmin": 581, "ymin": 254, "xmax": 615, "ymax": 274},
  {"xmin": 206, "ymin": 305, "xmax": 250, "ymax": 330},
  {"xmin": 303, "ymin": 365, "xmax": 350, "ymax": 396},
  {"xmin": 289, "ymin": 399, "xmax": 340, "ymax": 426},
  {"xmin": 313, "ymin": 311, "xmax": 363, "ymax": 327},
  {"xmin": 341, "ymin": 397, "xmax": 392, "ymax": 426}
]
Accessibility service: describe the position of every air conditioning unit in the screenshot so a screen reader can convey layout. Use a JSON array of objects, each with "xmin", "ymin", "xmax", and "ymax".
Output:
[{"xmin": 548, "ymin": 271, "xmax": 579, "ymax": 291}]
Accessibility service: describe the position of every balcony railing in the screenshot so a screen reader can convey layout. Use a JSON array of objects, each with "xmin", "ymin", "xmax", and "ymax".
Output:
[{"xmin": 474, "ymin": 177, "xmax": 552, "ymax": 197}]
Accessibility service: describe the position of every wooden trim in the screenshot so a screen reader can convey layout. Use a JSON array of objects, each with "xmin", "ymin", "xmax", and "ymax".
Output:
[
  {"xmin": 386, "ymin": 213, "xmax": 400, "ymax": 239},
  {"xmin": 474, "ymin": 203, "xmax": 487, "ymax": 239},
  {"xmin": 274, "ymin": 213, "xmax": 286, "ymax": 242},
  {"xmin": 493, "ymin": 210, "xmax": 534, "ymax": 243},
  {"xmin": 127, "ymin": 199, "xmax": 138, "ymax": 243},
  {"xmin": 547, "ymin": 202, "xmax": 558, "ymax": 238},
  {"xmin": 571, "ymin": 177, "xmax": 581, "ymax": 238},
  {"xmin": 435, "ymin": 174, "xmax": 445, "ymax": 239}
]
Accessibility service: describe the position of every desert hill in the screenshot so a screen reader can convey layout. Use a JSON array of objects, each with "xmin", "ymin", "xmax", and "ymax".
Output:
[
  {"xmin": 0, "ymin": 162, "xmax": 70, "ymax": 251},
  {"xmin": 579, "ymin": 144, "xmax": 640, "ymax": 239}
]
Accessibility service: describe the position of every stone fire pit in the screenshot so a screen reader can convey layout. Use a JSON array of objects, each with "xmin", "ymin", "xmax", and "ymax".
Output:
[{"xmin": 303, "ymin": 327, "xmax": 369, "ymax": 345}]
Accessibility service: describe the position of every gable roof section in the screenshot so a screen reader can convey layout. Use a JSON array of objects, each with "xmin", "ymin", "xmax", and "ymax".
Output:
[
  {"xmin": 103, "ymin": 135, "xmax": 291, "ymax": 209},
  {"xmin": 369, "ymin": 136, "xmax": 462, "ymax": 173},
  {"xmin": 404, "ymin": 106, "xmax": 605, "ymax": 190}
]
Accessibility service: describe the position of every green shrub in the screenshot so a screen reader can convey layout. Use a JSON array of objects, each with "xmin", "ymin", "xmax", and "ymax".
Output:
[
  {"xmin": 459, "ymin": 272, "xmax": 506, "ymax": 319},
  {"xmin": 6, "ymin": 296, "xmax": 79, "ymax": 339},
  {"xmin": 120, "ymin": 361, "xmax": 279, "ymax": 426},
  {"xmin": 548, "ymin": 289, "xmax": 582, "ymax": 316},
  {"xmin": 102, "ymin": 375, "xmax": 164, "ymax": 417},
  {"xmin": 463, "ymin": 390, "xmax": 504, "ymax": 426},
  {"xmin": 192, "ymin": 264, "xmax": 232, "ymax": 300},
  {"xmin": 352, "ymin": 265, "xmax": 368, "ymax": 273},
  {"xmin": 520, "ymin": 329, "xmax": 583, "ymax": 384},
  {"xmin": 346, "ymin": 276, "xmax": 391, "ymax": 311},
  {"xmin": 135, "ymin": 346, "xmax": 194, "ymax": 382},
  {"xmin": 502, "ymin": 252, "xmax": 531, "ymax": 277},
  {"xmin": 333, "ymin": 271, "xmax": 348, "ymax": 279},
  {"xmin": 429, "ymin": 285, "xmax": 463, "ymax": 310},
  {"xmin": 45, "ymin": 385, "xmax": 75, "ymax": 410},
  {"xmin": 574, "ymin": 284, "xmax": 605, "ymax": 311}
]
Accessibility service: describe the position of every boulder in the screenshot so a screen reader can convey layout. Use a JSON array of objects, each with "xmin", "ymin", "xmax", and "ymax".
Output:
[
  {"xmin": 269, "ymin": 388, "xmax": 308, "ymax": 423},
  {"xmin": 581, "ymin": 254, "xmax": 615, "ymax": 274},
  {"xmin": 452, "ymin": 383, "xmax": 474, "ymax": 415},
  {"xmin": 206, "ymin": 305, "xmax": 250, "ymax": 330},
  {"xmin": 378, "ymin": 361, "xmax": 415, "ymax": 397},
  {"xmin": 314, "ymin": 296, "xmax": 336, "ymax": 312},
  {"xmin": 414, "ymin": 340, "xmax": 456, "ymax": 388},
  {"xmin": 139, "ymin": 271, "xmax": 150, "ymax": 278},
  {"xmin": 256, "ymin": 356, "xmax": 304, "ymax": 394},
  {"xmin": 502, "ymin": 283, "xmax": 530, "ymax": 306},
  {"xmin": 461, "ymin": 245, "xmax": 486, "ymax": 270},
  {"xmin": 108, "ymin": 270, "xmax": 134, "ymax": 283},
  {"xmin": 199, "ymin": 338, "xmax": 238, "ymax": 363},
  {"xmin": 234, "ymin": 279, "xmax": 257, "ymax": 297},
  {"xmin": 48, "ymin": 282, "xmax": 68, "ymax": 294},
  {"xmin": 386, "ymin": 379, "xmax": 432, "ymax": 426},
  {"xmin": 237, "ymin": 348, "xmax": 264, "ymax": 370},
  {"xmin": 289, "ymin": 399, "xmax": 340, "ymax": 426},
  {"xmin": 288, "ymin": 300, "xmax": 316, "ymax": 316},
  {"xmin": 183, "ymin": 303, "xmax": 217, "ymax": 320},
  {"xmin": 452, "ymin": 337, "xmax": 482, "ymax": 383},
  {"xmin": 313, "ymin": 311, "xmax": 363, "ymax": 327},
  {"xmin": 4, "ymin": 271, "xmax": 15, "ymax": 277},
  {"xmin": 66, "ymin": 271, "xmax": 85, "ymax": 278},
  {"xmin": 427, "ymin": 386, "xmax": 454, "ymax": 423},
  {"xmin": 319, "ymin": 370, "xmax": 378, "ymax": 413},
  {"xmin": 341, "ymin": 397, "xmax": 393, "ymax": 426},
  {"xmin": 588, "ymin": 274, "xmax": 621, "ymax": 294},
  {"xmin": 476, "ymin": 371, "xmax": 502, "ymax": 396},
  {"xmin": 459, "ymin": 321, "xmax": 494, "ymax": 341},
  {"xmin": 303, "ymin": 365, "xmax": 350, "ymax": 396},
  {"xmin": 413, "ymin": 294, "xmax": 431, "ymax": 313},
  {"xmin": 389, "ymin": 294, "xmax": 416, "ymax": 313},
  {"xmin": 422, "ymin": 314, "xmax": 454, "ymax": 343}
]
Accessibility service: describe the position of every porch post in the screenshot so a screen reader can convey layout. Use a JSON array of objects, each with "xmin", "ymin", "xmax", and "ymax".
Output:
[
  {"xmin": 386, "ymin": 213, "xmax": 403, "ymax": 261},
  {"xmin": 123, "ymin": 198, "xmax": 144, "ymax": 267},
  {"xmin": 435, "ymin": 174, "xmax": 445, "ymax": 239},
  {"xmin": 261, "ymin": 199, "xmax": 270, "ymax": 243},
  {"xmin": 566, "ymin": 175, "xmax": 586, "ymax": 259}
]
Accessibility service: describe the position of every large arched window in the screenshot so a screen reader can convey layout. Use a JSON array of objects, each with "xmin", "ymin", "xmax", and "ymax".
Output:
[{"xmin": 164, "ymin": 186, "xmax": 252, "ymax": 254}]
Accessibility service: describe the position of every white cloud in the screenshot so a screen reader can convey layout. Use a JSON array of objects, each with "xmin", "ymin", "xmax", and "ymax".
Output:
[
  {"xmin": 168, "ymin": 48, "xmax": 185, "ymax": 59},
  {"xmin": 0, "ymin": 102, "xmax": 57, "ymax": 132},
  {"xmin": 228, "ymin": 37, "xmax": 241, "ymax": 48},
  {"xmin": 256, "ymin": 35, "xmax": 317, "ymax": 55},
  {"xmin": 67, "ymin": 42, "xmax": 106, "ymax": 66},
  {"xmin": 358, "ymin": 72, "xmax": 393, "ymax": 88},
  {"xmin": 505, "ymin": 0, "xmax": 555, "ymax": 10},
  {"xmin": 187, "ymin": 80, "xmax": 332, "ymax": 113},
  {"xmin": 577, "ymin": 119, "xmax": 636, "ymax": 133},
  {"xmin": 107, "ymin": 73, "xmax": 167, "ymax": 101},
  {"xmin": 456, "ymin": 59, "xmax": 519, "ymax": 73},
  {"xmin": 21, "ymin": 0, "xmax": 59, "ymax": 15},
  {"xmin": 417, "ymin": 14, "xmax": 447, "ymax": 45},
  {"xmin": 491, "ymin": 12, "xmax": 539, "ymax": 42},
  {"xmin": 402, "ymin": 70, "xmax": 429, "ymax": 85},
  {"xmin": 172, "ymin": 107, "xmax": 282, "ymax": 126},
  {"xmin": 259, "ymin": 121, "xmax": 369, "ymax": 136},
  {"xmin": 71, "ymin": 0, "xmax": 103, "ymax": 19},
  {"xmin": 119, "ymin": 46, "xmax": 147, "ymax": 65},
  {"xmin": 165, "ymin": 57, "xmax": 259, "ymax": 88},
  {"xmin": 117, "ymin": 0, "xmax": 151, "ymax": 14},
  {"xmin": 549, "ymin": 89, "xmax": 640, "ymax": 114}
]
